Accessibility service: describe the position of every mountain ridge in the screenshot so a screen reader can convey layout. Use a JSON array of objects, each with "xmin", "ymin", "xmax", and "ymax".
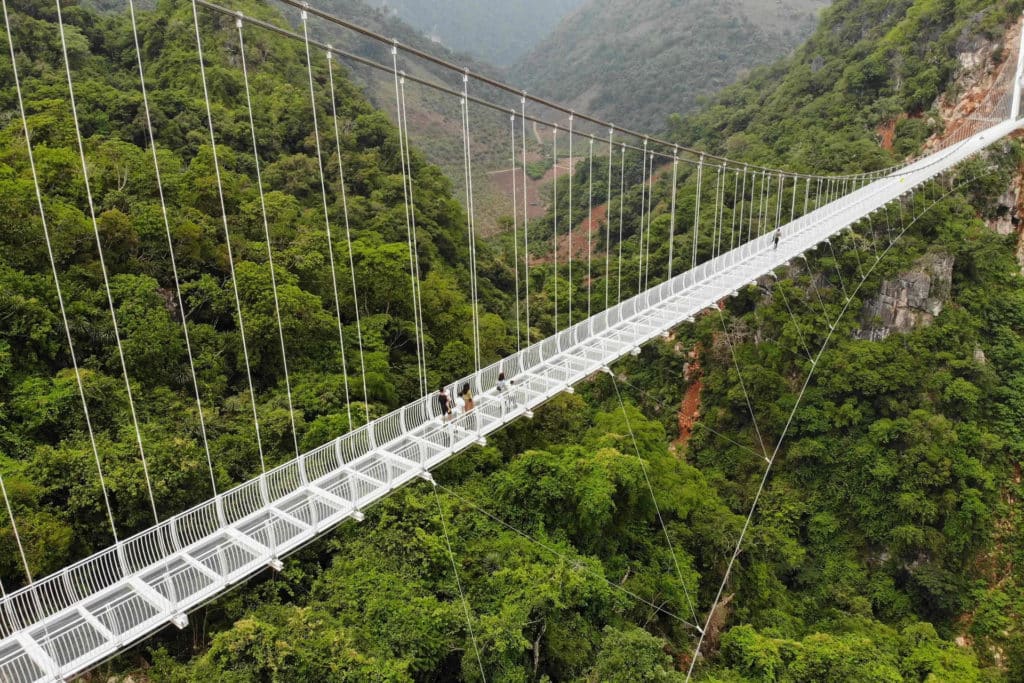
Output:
[{"xmin": 515, "ymin": 0, "xmax": 829, "ymax": 132}]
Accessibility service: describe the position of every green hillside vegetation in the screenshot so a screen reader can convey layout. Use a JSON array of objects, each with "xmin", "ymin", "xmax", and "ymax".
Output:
[
  {"xmin": 1, "ymin": 0, "xmax": 1024, "ymax": 681},
  {"xmin": 514, "ymin": 0, "xmax": 828, "ymax": 133}
]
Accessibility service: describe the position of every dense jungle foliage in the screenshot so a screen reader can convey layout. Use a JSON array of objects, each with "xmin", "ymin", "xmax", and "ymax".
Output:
[
  {"xmin": 514, "ymin": 0, "xmax": 827, "ymax": 132},
  {"xmin": 1, "ymin": 0, "xmax": 1023, "ymax": 680}
]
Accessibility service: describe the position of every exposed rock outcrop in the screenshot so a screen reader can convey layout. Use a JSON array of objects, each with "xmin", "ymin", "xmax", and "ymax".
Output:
[
  {"xmin": 988, "ymin": 184, "xmax": 1022, "ymax": 236},
  {"xmin": 855, "ymin": 250, "xmax": 954, "ymax": 340}
]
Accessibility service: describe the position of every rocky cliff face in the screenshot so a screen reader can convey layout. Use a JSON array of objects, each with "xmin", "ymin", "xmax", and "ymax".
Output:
[{"xmin": 855, "ymin": 250, "xmax": 954, "ymax": 341}]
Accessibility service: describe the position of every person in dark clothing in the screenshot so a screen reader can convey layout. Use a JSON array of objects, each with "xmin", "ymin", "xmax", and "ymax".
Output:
[
  {"xmin": 773, "ymin": 228, "xmax": 781, "ymax": 250},
  {"xmin": 437, "ymin": 385, "xmax": 452, "ymax": 422}
]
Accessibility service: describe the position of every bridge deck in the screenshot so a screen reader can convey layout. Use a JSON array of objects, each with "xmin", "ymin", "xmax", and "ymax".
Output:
[{"xmin": 0, "ymin": 120, "xmax": 1017, "ymax": 681}]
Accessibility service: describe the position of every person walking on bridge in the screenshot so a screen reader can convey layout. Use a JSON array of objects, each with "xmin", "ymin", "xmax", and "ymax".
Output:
[
  {"xmin": 437, "ymin": 385, "xmax": 453, "ymax": 422},
  {"xmin": 773, "ymin": 228, "xmax": 781, "ymax": 250}
]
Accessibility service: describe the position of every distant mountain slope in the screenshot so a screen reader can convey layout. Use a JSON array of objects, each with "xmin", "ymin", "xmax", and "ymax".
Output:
[
  {"xmin": 514, "ymin": 0, "xmax": 829, "ymax": 132},
  {"xmin": 363, "ymin": 0, "xmax": 587, "ymax": 66}
]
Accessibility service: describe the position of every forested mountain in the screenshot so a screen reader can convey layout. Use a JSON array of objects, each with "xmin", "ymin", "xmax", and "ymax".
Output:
[
  {"xmin": 363, "ymin": 0, "xmax": 586, "ymax": 66},
  {"xmin": 2, "ymin": 0, "xmax": 1024, "ymax": 680},
  {"xmin": 515, "ymin": 0, "xmax": 829, "ymax": 132}
]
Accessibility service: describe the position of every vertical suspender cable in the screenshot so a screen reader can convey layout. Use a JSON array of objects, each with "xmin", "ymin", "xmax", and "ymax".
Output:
[
  {"xmin": 667, "ymin": 148, "xmax": 679, "ymax": 278},
  {"xmin": 308, "ymin": 15, "xmax": 372, "ymax": 413},
  {"xmin": 740, "ymin": 165, "xmax": 749, "ymax": 244},
  {"xmin": 567, "ymin": 115, "xmax": 574, "ymax": 326},
  {"xmin": 2, "ymin": 0, "xmax": 122, "ymax": 575},
  {"xmin": 716, "ymin": 163, "xmax": 724, "ymax": 260},
  {"xmin": 552, "ymin": 125, "xmax": 559, "ymax": 332},
  {"xmin": 238, "ymin": 18, "xmax": 302, "ymax": 456},
  {"xmin": 460, "ymin": 74, "xmax": 481, "ymax": 372},
  {"xmin": 509, "ymin": 112, "xmax": 522, "ymax": 352},
  {"xmin": 637, "ymin": 138, "xmax": 648, "ymax": 293},
  {"xmin": 691, "ymin": 154, "xmax": 704, "ymax": 269},
  {"xmin": 789, "ymin": 174, "xmax": 798, "ymax": 224},
  {"xmin": 306, "ymin": 14, "xmax": 365, "ymax": 408},
  {"xmin": 327, "ymin": 52, "xmax": 370, "ymax": 423},
  {"xmin": 586, "ymin": 138, "xmax": 595, "ymax": 317},
  {"xmin": 0, "ymin": 473, "xmax": 48, "ymax": 629},
  {"xmin": 617, "ymin": 144, "xmax": 626, "ymax": 304},
  {"xmin": 521, "ymin": 95, "xmax": 530, "ymax": 341},
  {"xmin": 604, "ymin": 128, "xmax": 615, "ymax": 302},
  {"xmin": 775, "ymin": 172, "xmax": 784, "ymax": 232},
  {"xmin": 644, "ymin": 151, "xmax": 654, "ymax": 289},
  {"xmin": 136, "ymin": 0, "xmax": 219, "ymax": 491},
  {"xmin": 757, "ymin": 171, "xmax": 768, "ymax": 236},
  {"xmin": 399, "ymin": 73, "xmax": 428, "ymax": 396},
  {"xmin": 730, "ymin": 167, "xmax": 740, "ymax": 251},
  {"xmin": 192, "ymin": 0, "xmax": 267, "ymax": 483},
  {"xmin": 717, "ymin": 164, "xmax": 728, "ymax": 256},
  {"xmin": 61, "ymin": 0, "xmax": 160, "ymax": 523},
  {"xmin": 390, "ymin": 42, "xmax": 427, "ymax": 396}
]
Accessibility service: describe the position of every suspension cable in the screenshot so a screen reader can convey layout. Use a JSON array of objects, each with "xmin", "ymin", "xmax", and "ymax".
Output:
[
  {"xmin": 667, "ymin": 149, "xmax": 679, "ymax": 278},
  {"xmin": 521, "ymin": 95, "xmax": 530, "ymax": 342},
  {"xmin": 509, "ymin": 112, "xmax": 522, "ymax": 353},
  {"xmin": 608, "ymin": 373, "xmax": 701, "ymax": 628},
  {"xmin": 789, "ymin": 172, "xmax": 798, "ymax": 224},
  {"xmin": 552, "ymin": 124, "xmax": 559, "ymax": 332},
  {"xmin": 730, "ymin": 167, "xmax": 740, "ymax": 251},
  {"xmin": 718, "ymin": 163, "xmax": 729, "ymax": 256},
  {"xmin": 604, "ymin": 128, "xmax": 615, "ymax": 302},
  {"xmin": 460, "ymin": 75, "xmax": 482, "ymax": 373},
  {"xmin": 741, "ymin": 166, "xmax": 750, "ymax": 244},
  {"xmin": 238, "ymin": 19, "xmax": 301, "ymax": 457},
  {"xmin": 327, "ymin": 51, "xmax": 370, "ymax": 424},
  {"xmin": 2, "ymin": 2, "xmax": 123, "ymax": 637},
  {"xmin": 644, "ymin": 151, "xmax": 654, "ymax": 289},
  {"xmin": 439, "ymin": 483, "xmax": 701, "ymax": 631},
  {"xmin": 691, "ymin": 155, "xmax": 704, "ymax": 269},
  {"xmin": 711, "ymin": 163, "xmax": 723, "ymax": 259},
  {"xmin": 775, "ymin": 172, "xmax": 785, "ymax": 232},
  {"xmin": 133, "ymin": 0, "xmax": 221, "ymax": 497},
  {"xmin": 399, "ymin": 71, "xmax": 429, "ymax": 396},
  {"xmin": 567, "ymin": 115, "xmax": 574, "ymax": 326},
  {"xmin": 200, "ymin": 0, "xmax": 915, "ymax": 188},
  {"xmin": 0, "ymin": 474, "xmax": 45, "ymax": 618},
  {"xmin": 191, "ymin": 0, "xmax": 267, "ymax": 485},
  {"xmin": 587, "ymin": 137, "xmax": 595, "ymax": 317},
  {"xmin": 432, "ymin": 484, "xmax": 486, "ymax": 681},
  {"xmin": 637, "ymin": 139, "xmax": 649, "ymax": 294},
  {"xmin": 60, "ymin": 0, "xmax": 159, "ymax": 523},
  {"xmin": 686, "ymin": 170, "xmax": 980, "ymax": 681},
  {"xmin": 2, "ymin": 0, "xmax": 115, "ymax": 552},
  {"xmin": 715, "ymin": 309, "xmax": 770, "ymax": 461},
  {"xmin": 272, "ymin": 0, "xmax": 896, "ymax": 179},
  {"xmin": 757, "ymin": 170, "xmax": 769, "ymax": 236},
  {"xmin": 617, "ymin": 144, "xmax": 626, "ymax": 304}
]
